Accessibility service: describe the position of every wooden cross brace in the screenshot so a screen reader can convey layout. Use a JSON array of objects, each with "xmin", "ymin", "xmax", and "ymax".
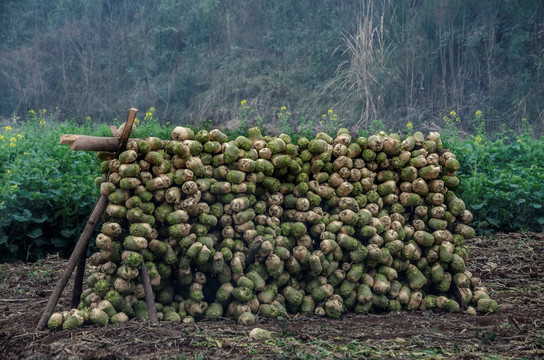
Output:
[{"xmin": 37, "ymin": 108, "xmax": 159, "ymax": 329}]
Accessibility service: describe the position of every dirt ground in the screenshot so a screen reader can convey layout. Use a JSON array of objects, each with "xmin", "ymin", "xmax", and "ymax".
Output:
[{"xmin": 0, "ymin": 233, "xmax": 543, "ymax": 360}]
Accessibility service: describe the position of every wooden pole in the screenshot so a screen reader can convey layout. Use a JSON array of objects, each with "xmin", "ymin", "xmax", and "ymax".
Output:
[
  {"xmin": 116, "ymin": 109, "xmax": 137, "ymax": 154},
  {"xmin": 70, "ymin": 255, "xmax": 86, "ymax": 308},
  {"xmin": 140, "ymin": 263, "xmax": 159, "ymax": 324},
  {"xmin": 37, "ymin": 108, "xmax": 145, "ymax": 330},
  {"xmin": 112, "ymin": 109, "xmax": 159, "ymax": 323},
  {"xmin": 60, "ymin": 134, "xmax": 119, "ymax": 152},
  {"xmin": 59, "ymin": 134, "xmax": 168, "ymax": 152},
  {"xmin": 36, "ymin": 194, "xmax": 108, "ymax": 330},
  {"xmin": 69, "ymin": 108, "xmax": 139, "ymax": 311},
  {"xmin": 451, "ymin": 282, "xmax": 468, "ymax": 310}
]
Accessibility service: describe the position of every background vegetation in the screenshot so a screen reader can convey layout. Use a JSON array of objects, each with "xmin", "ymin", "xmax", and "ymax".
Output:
[
  {"xmin": 0, "ymin": 0, "xmax": 543, "ymax": 135},
  {"xmin": 0, "ymin": 1, "xmax": 543, "ymax": 261}
]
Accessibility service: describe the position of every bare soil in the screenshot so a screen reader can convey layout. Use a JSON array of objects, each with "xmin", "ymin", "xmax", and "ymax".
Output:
[{"xmin": 1, "ymin": 233, "xmax": 543, "ymax": 359}]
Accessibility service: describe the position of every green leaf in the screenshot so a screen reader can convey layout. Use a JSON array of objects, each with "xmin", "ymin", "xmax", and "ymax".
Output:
[
  {"xmin": 471, "ymin": 203, "xmax": 485, "ymax": 210},
  {"xmin": 32, "ymin": 213, "xmax": 49, "ymax": 223},
  {"xmin": 61, "ymin": 228, "xmax": 76, "ymax": 238},
  {"xmin": 486, "ymin": 217, "xmax": 501, "ymax": 227},
  {"xmin": 12, "ymin": 209, "xmax": 32, "ymax": 222},
  {"xmin": 27, "ymin": 228, "xmax": 43, "ymax": 239},
  {"xmin": 51, "ymin": 237, "xmax": 68, "ymax": 248}
]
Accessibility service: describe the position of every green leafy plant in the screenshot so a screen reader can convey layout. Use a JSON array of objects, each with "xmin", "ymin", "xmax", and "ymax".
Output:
[
  {"xmin": 357, "ymin": 119, "xmax": 384, "ymax": 138},
  {"xmin": 278, "ymin": 106, "xmax": 293, "ymax": 136},
  {"xmin": 319, "ymin": 109, "xmax": 342, "ymax": 136},
  {"xmin": 295, "ymin": 115, "xmax": 314, "ymax": 143},
  {"xmin": 0, "ymin": 109, "xmax": 101, "ymax": 260},
  {"xmin": 238, "ymin": 99, "xmax": 251, "ymax": 136},
  {"xmin": 132, "ymin": 107, "xmax": 173, "ymax": 139},
  {"xmin": 200, "ymin": 118, "xmax": 214, "ymax": 132},
  {"xmin": 442, "ymin": 111, "xmax": 544, "ymax": 234}
]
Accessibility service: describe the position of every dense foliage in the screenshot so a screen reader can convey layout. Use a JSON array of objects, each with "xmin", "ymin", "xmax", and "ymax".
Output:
[
  {"xmin": 0, "ymin": 0, "xmax": 543, "ymax": 134},
  {"xmin": 443, "ymin": 116, "xmax": 544, "ymax": 234},
  {"xmin": 0, "ymin": 108, "xmax": 542, "ymax": 261},
  {"xmin": 0, "ymin": 112, "xmax": 100, "ymax": 260}
]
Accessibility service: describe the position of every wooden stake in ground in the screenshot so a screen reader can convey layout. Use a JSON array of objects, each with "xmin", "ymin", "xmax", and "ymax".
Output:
[
  {"xmin": 36, "ymin": 108, "xmax": 164, "ymax": 329},
  {"xmin": 70, "ymin": 255, "xmax": 86, "ymax": 308},
  {"xmin": 140, "ymin": 263, "xmax": 159, "ymax": 324}
]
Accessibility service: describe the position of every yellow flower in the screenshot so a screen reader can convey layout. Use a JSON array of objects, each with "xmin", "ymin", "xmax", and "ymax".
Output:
[
  {"xmin": 474, "ymin": 135, "xmax": 482, "ymax": 146},
  {"xmin": 0, "ymin": 135, "xmax": 4, "ymax": 141},
  {"xmin": 406, "ymin": 122, "xmax": 413, "ymax": 129},
  {"xmin": 450, "ymin": 110, "xmax": 457, "ymax": 117},
  {"xmin": 328, "ymin": 109, "xmax": 334, "ymax": 115},
  {"xmin": 28, "ymin": 109, "xmax": 35, "ymax": 115},
  {"xmin": 475, "ymin": 110, "xmax": 482, "ymax": 118},
  {"xmin": 322, "ymin": 114, "xmax": 326, "ymax": 118},
  {"xmin": 241, "ymin": 99, "xmax": 247, "ymax": 106},
  {"xmin": 39, "ymin": 120, "xmax": 46, "ymax": 125},
  {"xmin": 149, "ymin": 106, "xmax": 156, "ymax": 112},
  {"xmin": 10, "ymin": 143, "xmax": 16, "ymax": 147},
  {"xmin": 17, "ymin": 134, "xmax": 22, "ymax": 139},
  {"xmin": 10, "ymin": 137, "xmax": 16, "ymax": 143},
  {"xmin": 5, "ymin": 126, "xmax": 12, "ymax": 131},
  {"xmin": 134, "ymin": 118, "xmax": 140, "ymax": 125},
  {"xmin": 517, "ymin": 139, "xmax": 523, "ymax": 144},
  {"xmin": 7, "ymin": 169, "xmax": 11, "ymax": 175},
  {"xmin": 281, "ymin": 106, "xmax": 286, "ymax": 111},
  {"xmin": 11, "ymin": 184, "xmax": 18, "ymax": 189}
]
